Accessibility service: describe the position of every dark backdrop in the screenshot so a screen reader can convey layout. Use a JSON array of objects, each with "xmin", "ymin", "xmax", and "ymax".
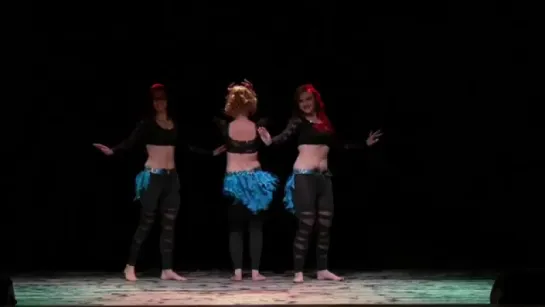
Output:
[{"xmin": 14, "ymin": 1, "xmax": 543, "ymax": 273}]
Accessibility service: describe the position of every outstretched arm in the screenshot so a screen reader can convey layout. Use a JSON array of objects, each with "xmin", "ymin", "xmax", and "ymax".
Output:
[
  {"xmin": 188, "ymin": 144, "xmax": 226, "ymax": 156},
  {"xmin": 185, "ymin": 117, "xmax": 230, "ymax": 156},
  {"xmin": 93, "ymin": 120, "xmax": 149, "ymax": 156},
  {"xmin": 339, "ymin": 130, "xmax": 383, "ymax": 150},
  {"xmin": 261, "ymin": 116, "xmax": 301, "ymax": 146},
  {"xmin": 111, "ymin": 120, "xmax": 149, "ymax": 153},
  {"xmin": 342, "ymin": 142, "xmax": 365, "ymax": 150},
  {"xmin": 213, "ymin": 117, "xmax": 229, "ymax": 138}
]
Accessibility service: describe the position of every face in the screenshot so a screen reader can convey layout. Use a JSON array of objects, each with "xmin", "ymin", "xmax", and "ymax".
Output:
[
  {"xmin": 153, "ymin": 99, "xmax": 167, "ymax": 112},
  {"xmin": 298, "ymin": 91, "xmax": 315, "ymax": 114}
]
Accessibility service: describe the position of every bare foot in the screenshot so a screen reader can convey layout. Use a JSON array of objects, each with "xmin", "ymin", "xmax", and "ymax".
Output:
[
  {"xmin": 231, "ymin": 269, "xmax": 243, "ymax": 281},
  {"xmin": 124, "ymin": 265, "xmax": 137, "ymax": 281},
  {"xmin": 317, "ymin": 270, "xmax": 344, "ymax": 281},
  {"xmin": 161, "ymin": 269, "xmax": 186, "ymax": 281},
  {"xmin": 293, "ymin": 272, "xmax": 304, "ymax": 283},
  {"xmin": 251, "ymin": 270, "xmax": 266, "ymax": 281}
]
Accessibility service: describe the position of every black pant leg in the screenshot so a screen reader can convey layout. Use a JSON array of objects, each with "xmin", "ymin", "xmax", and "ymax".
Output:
[
  {"xmin": 248, "ymin": 214, "xmax": 264, "ymax": 270},
  {"xmin": 292, "ymin": 174, "xmax": 318, "ymax": 273},
  {"xmin": 316, "ymin": 175, "xmax": 334, "ymax": 270},
  {"xmin": 228, "ymin": 202, "xmax": 247, "ymax": 270},
  {"xmin": 158, "ymin": 173, "xmax": 180, "ymax": 270},
  {"xmin": 127, "ymin": 174, "xmax": 163, "ymax": 266}
]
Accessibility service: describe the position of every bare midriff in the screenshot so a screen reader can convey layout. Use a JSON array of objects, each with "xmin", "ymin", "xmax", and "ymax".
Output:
[
  {"xmin": 144, "ymin": 145, "xmax": 176, "ymax": 169},
  {"xmin": 293, "ymin": 144, "xmax": 329, "ymax": 171},
  {"xmin": 226, "ymin": 152, "xmax": 261, "ymax": 172}
]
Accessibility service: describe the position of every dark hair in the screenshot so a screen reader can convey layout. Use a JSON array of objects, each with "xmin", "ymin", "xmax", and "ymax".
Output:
[
  {"xmin": 148, "ymin": 83, "xmax": 171, "ymax": 119},
  {"xmin": 293, "ymin": 84, "xmax": 334, "ymax": 133},
  {"xmin": 150, "ymin": 83, "xmax": 167, "ymax": 100}
]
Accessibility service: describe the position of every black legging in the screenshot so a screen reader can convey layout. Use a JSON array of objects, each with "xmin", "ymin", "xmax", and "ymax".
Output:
[
  {"xmin": 127, "ymin": 171, "xmax": 180, "ymax": 270},
  {"xmin": 228, "ymin": 202, "xmax": 264, "ymax": 270},
  {"xmin": 292, "ymin": 173, "xmax": 334, "ymax": 272}
]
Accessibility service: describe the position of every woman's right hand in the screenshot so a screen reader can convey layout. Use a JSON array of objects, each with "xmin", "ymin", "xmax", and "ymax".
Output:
[
  {"xmin": 257, "ymin": 127, "xmax": 272, "ymax": 146},
  {"xmin": 213, "ymin": 145, "xmax": 227, "ymax": 156},
  {"xmin": 365, "ymin": 130, "xmax": 383, "ymax": 147},
  {"xmin": 93, "ymin": 143, "xmax": 114, "ymax": 156}
]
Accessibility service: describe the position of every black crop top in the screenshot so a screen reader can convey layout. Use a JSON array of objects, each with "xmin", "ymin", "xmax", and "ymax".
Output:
[
  {"xmin": 271, "ymin": 116, "xmax": 363, "ymax": 150},
  {"xmin": 214, "ymin": 118, "xmax": 267, "ymax": 154},
  {"xmin": 112, "ymin": 119, "xmax": 178, "ymax": 153}
]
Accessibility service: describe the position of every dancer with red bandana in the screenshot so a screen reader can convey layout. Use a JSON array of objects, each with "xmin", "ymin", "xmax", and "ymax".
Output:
[{"xmin": 93, "ymin": 84, "xmax": 222, "ymax": 281}]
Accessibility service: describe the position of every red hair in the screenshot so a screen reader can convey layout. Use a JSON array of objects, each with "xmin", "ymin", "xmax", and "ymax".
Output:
[{"xmin": 294, "ymin": 84, "xmax": 334, "ymax": 133}]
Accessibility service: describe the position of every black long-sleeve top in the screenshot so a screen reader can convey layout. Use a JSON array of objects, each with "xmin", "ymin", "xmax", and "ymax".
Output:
[
  {"xmin": 213, "ymin": 117, "xmax": 269, "ymax": 154},
  {"xmin": 112, "ymin": 118, "xmax": 212, "ymax": 155},
  {"xmin": 270, "ymin": 116, "xmax": 365, "ymax": 150}
]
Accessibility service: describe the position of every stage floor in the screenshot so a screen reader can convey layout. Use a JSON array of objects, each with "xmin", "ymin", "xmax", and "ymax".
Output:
[{"xmin": 13, "ymin": 271, "xmax": 494, "ymax": 305}]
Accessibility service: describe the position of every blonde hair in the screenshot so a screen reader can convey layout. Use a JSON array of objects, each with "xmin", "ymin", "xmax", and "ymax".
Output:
[{"xmin": 224, "ymin": 85, "xmax": 257, "ymax": 117}]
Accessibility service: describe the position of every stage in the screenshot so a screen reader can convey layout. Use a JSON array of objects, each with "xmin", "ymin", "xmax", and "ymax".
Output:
[{"xmin": 13, "ymin": 271, "xmax": 494, "ymax": 305}]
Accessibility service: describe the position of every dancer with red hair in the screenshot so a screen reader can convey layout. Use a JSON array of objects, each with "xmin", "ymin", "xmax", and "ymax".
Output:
[
  {"xmin": 93, "ymin": 84, "xmax": 222, "ymax": 281},
  {"xmin": 258, "ymin": 84, "xmax": 382, "ymax": 283}
]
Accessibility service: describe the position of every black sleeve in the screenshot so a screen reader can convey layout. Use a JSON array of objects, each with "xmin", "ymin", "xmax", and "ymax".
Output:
[
  {"xmin": 256, "ymin": 118, "xmax": 269, "ymax": 127},
  {"xmin": 188, "ymin": 145, "xmax": 219, "ymax": 156},
  {"xmin": 112, "ymin": 120, "xmax": 149, "ymax": 153},
  {"xmin": 213, "ymin": 117, "xmax": 229, "ymax": 137},
  {"xmin": 340, "ymin": 140, "xmax": 367, "ymax": 150},
  {"xmin": 271, "ymin": 116, "xmax": 302, "ymax": 145},
  {"xmin": 331, "ymin": 134, "xmax": 368, "ymax": 151}
]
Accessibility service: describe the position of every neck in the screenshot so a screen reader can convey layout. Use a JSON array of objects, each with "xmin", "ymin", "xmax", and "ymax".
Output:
[
  {"xmin": 305, "ymin": 113, "xmax": 318, "ymax": 121},
  {"xmin": 156, "ymin": 112, "xmax": 168, "ymax": 121},
  {"xmin": 235, "ymin": 114, "xmax": 248, "ymax": 120}
]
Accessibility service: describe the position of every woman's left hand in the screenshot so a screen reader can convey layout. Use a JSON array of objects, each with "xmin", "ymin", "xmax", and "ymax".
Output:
[
  {"xmin": 227, "ymin": 82, "xmax": 236, "ymax": 91},
  {"xmin": 213, "ymin": 145, "xmax": 227, "ymax": 156},
  {"xmin": 366, "ymin": 130, "xmax": 383, "ymax": 146}
]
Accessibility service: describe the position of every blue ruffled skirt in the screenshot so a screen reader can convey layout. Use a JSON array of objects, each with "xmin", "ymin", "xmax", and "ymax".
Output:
[
  {"xmin": 284, "ymin": 169, "xmax": 331, "ymax": 213},
  {"xmin": 223, "ymin": 169, "xmax": 278, "ymax": 214},
  {"xmin": 134, "ymin": 167, "xmax": 170, "ymax": 200}
]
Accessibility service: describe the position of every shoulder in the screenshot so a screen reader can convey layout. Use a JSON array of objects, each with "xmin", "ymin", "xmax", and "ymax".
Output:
[
  {"xmin": 289, "ymin": 116, "xmax": 304, "ymax": 125},
  {"xmin": 134, "ymin": 119, "xmax": 156, "ymax": 132},
  {"xmin": 213, "ymin": 116, "xmax": 229, "ymax": 126},
  {"xmin": 140, "ymin": 117, "xmax": 154, "ymax": 124},
  {"xmin": 138, "ymin": 118, "xmax": 153, "ymax": 127}
]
